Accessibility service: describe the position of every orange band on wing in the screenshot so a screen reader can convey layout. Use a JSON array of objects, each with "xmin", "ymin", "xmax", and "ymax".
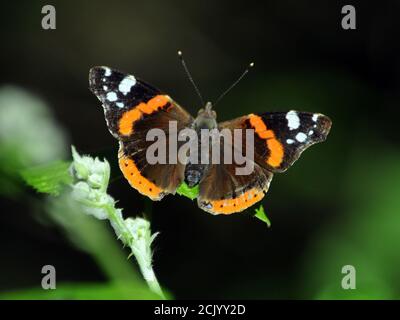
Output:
[
  {"xmin": 119, "ymin": 156, "xmax": 164, "ymax": 200},
  {"xmin": 118, "ymin": 95, "xmax": 170, "ymax": 136},
  {"xmin": 266, "ymin": 139, "xmax": 284, "ymax": 167},
  {"xmin": 139, "ymin": 95, "xmax": 170, "ymax": 114},
  {"xmin": 207, "ymin": 188, "xmax": 264, "ymax": 215},
  {"xmin": 119, "ymin": 109, "xmax": 142, "ymax": 135},
  {"xmin": 249, "ymin": 114, "xmax": 284, "ymax": 168}
]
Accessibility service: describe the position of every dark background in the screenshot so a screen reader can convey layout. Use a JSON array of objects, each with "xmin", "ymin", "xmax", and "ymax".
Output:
[{"xmin": 1, "ymin": 0, "xmax": 399, "ymax": 299}]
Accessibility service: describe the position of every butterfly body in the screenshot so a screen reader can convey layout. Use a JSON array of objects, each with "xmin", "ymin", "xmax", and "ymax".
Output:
[
  {"xmin": 89, "ymin": 66, "xmax": 331, "ymax": 215},
  {"xmin": 183, "ymin": 102, "xmax": 218, "ymax": 187}
]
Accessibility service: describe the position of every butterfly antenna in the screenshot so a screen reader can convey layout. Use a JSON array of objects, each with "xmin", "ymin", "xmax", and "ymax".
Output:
[
  {"xmin": 214, "ymin": 62, "xmax": 255, "ymax": 107},
  {"xmin": 178, "ymin": 50, "xmax": 205, "ymax": 106}
]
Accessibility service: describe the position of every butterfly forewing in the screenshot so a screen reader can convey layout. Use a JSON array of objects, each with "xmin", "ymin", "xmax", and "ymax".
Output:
[
  {"xmin": 219, "ymin": 110, "xmax": 331, "ymax": 173},
  {"xmin": 89, "ymin": 66, "xmax": 193, "ymax": 199}
]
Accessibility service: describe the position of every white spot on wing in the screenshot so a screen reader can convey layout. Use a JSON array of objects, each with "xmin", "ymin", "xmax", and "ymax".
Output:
[
  {"xmin": 118, "ymin": 76, "xmax": 136, "ymax": 95},
  {"xmin": 103, "ymin": 67, "xmax": 112, "ymax": 77},
  {"xmin": 308, "ymin": 130, "xmax": 314, "ymax": 136},
  {"xmin": 286, "ymin": 110, "xmax": 300, "ymax": 130},
  {"xmin": 106, "ymin": 92, "xmax": 118, "ymax": 102},
  {"xmin": 286, "ymin": 139, "xmax": 295, "ymax": 144},
  {"xmin": 295, "ymin": 132, "xmax": 307, "ymax": 142},
  {"xmin": 103, "ymin": 85, "xmax": 108, "ymax": 90},
  {"xmin": 116, "ymin": 102, "xmax": 124, "ymax": 108},
  {"xmin": 312, "ymin": 114, "xmax": 319, "ymax": 122}
]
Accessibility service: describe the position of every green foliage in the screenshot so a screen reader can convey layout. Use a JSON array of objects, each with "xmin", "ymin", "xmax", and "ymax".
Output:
[
  {"xmin": 69, "ymin": 147, "xmax": 165, "ymax": 298},
  {"xmin": 20, "ymin": 161, "xmax": 72, "ymax": 195},
  {"xmin": 0, "ymin": 86, "xmax": 67, "ymax": 167},
  {"xmin": 0, "ymin": 87, "xmax": 160, "ymax": 299},
  {"xmin": 302, "ymin": 148, "xmax": 400, "ymax": 300},
  {"xmin": 46, "ymin": 194, "xmax": 144, "ymax": 284},
  {"xmin": 176, "ymin": 181, "xmax": 199, "ymax": 200},
  {"xmin": 254, "ymin": 205, "xmax": 271, "ymax": 227},
  {"xmin": 0, "ymin": 86, "xmax": 68, "ymax": 198},
  {"xmin": 0, "ymin": 282, "xmax": 160, "ymax": 300},
  {"xmin": 12, "ymin": 146, "xmax": 167, "ymax": 299}
]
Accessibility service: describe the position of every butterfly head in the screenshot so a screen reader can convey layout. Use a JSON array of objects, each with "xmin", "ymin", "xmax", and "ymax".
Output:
[{"xmin": 194, "ymin": 102, "xmax": 217, "ymax": 130}]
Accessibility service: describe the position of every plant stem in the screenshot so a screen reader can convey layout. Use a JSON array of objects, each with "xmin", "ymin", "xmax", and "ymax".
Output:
[
  {"xmin": 103, "ymin": 203, "xmax": 165, "ymax": 299},
  {"xmin": 138, "ymin": 263, "xmax": 165, "ymax": 299}
]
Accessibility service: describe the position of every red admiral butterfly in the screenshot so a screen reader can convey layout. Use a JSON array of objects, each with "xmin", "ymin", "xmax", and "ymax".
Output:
[{"xmin": 89, "ymin": 58, "xmax": 331, "ymax": 215}]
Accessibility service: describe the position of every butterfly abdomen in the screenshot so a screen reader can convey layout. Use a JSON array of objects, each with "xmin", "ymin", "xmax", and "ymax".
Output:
[
  {"xmin": 184, "ymin": 163, "xmax": 208, "ymax": 187},
  {"xmin": 183, "ymin": 132, "xmax": 210, "ymax": 188}
]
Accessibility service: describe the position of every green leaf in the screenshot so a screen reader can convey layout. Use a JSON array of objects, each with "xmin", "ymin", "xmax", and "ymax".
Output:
[
  {"xmin": 20, "ymin": 160, "xmax": 72, "ymax": 195},
  {"xmin": 176, "ymin": 181, "xmax": 199, "ymax": 200},
  {"xmin": 254, "ymin": 205, "xmax": 271, "ymax": 227},
  {"xmin": 0, "ymin": 282, "xmax": 163, "ymax": 300}
]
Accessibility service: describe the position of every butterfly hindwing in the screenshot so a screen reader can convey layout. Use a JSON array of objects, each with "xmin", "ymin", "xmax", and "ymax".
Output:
[
  {"xmin": 197, "ymin": 128, "xmax": 274, "ymax": 215},
  {"xmin": 198, "ymin": 160, "xmax": 273, "ymax": 215}
]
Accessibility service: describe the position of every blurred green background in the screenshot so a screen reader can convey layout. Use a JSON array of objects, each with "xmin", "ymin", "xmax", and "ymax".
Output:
[{"xmin": 0, "ymin": 0, "xmax": 399, "ymax": 299}]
